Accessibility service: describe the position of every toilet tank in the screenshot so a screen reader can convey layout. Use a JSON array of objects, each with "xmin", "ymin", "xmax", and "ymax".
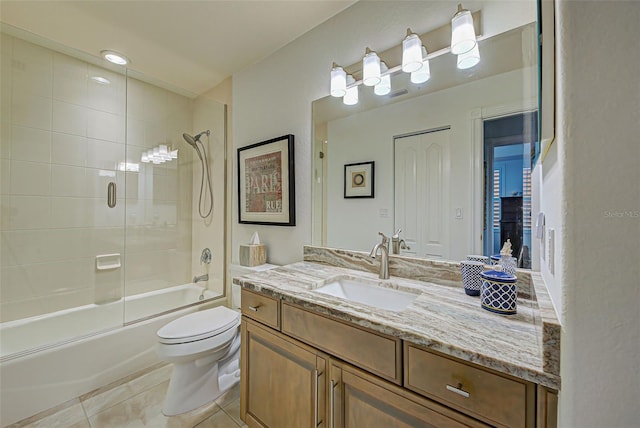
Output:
[{"xmin": 229, "ymin": 263, "xmax": 278, "ymax": 309}]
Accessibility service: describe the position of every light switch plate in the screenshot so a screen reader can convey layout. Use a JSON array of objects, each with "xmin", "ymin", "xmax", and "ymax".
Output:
[{"xmin": 455, "ymin": 208, "xmax": 463, "ymax": 219}]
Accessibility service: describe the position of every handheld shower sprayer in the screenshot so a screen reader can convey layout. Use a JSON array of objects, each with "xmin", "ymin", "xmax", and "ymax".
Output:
[
  {"xmin": 182, "ymin": 130, "xmax": 210, "ymax": 146},
  {"xmin": 182, "ymin": 130, "xmax": 213, "ymax": 219}
]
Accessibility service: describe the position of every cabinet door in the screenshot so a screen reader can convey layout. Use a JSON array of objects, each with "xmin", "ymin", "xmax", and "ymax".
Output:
[
  {"xmin": 241, "ymin": 318, "xmax": 326, "ymax": 428},
  {"xmin": 329, "ymin": 360, "xmax": 488, "ymax": 428}
]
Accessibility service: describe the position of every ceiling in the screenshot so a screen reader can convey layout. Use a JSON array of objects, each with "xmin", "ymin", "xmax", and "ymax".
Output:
[{"xmin": 0, "ymin": 0, "xmax": 356, "ymax": 97}]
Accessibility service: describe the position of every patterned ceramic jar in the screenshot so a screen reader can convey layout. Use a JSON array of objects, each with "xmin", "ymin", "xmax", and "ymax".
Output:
[
  {"xmin": 466, "ymin": 255, "xmax": 490, "ymax": 264},
  {"xmin": 480, "ymin": 270, "xmax": 518, "ymax": 315},
  {"xmin": 460, "ymin": 260, "xmax": 485, "ymax": 296},
  {"xmin": 490, "ymin": 254, "xmax": 501, "ymax": 265}
]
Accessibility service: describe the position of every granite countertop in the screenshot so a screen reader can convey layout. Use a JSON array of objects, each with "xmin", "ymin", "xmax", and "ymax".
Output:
[{"xmin": 233, "ymin": 261, "xmax": 560, "ymax": 390}]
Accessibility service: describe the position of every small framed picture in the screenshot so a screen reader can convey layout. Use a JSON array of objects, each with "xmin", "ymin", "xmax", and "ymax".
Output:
[
  {"xmin": 344, "ymin": 161, "xmax": 374, "ymax": 198},
  {"xmin": 238, "ymin": 134, "xmax": 296, "ymax": 226}
]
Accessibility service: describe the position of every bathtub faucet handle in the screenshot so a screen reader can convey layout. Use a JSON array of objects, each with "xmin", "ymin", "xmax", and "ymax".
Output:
[{"xmin": 200, "ymin": 248, "xmax": 212, "ymax": 265}]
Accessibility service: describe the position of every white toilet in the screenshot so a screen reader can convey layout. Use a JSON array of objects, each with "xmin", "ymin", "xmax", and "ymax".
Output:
[{"xmin": 156, "ymin": 306, "xmax": 241, "ymax": 416}]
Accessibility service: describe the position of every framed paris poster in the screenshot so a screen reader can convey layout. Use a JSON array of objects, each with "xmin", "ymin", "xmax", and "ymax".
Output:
[{"xmin": 238, "ymin": 134, "xmax": 295, "ymax": 226}]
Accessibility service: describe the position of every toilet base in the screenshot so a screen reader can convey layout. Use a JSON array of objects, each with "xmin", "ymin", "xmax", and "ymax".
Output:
[{"xmin": 162, "ymin": 348, "xmax": 240, "ymax": 416}]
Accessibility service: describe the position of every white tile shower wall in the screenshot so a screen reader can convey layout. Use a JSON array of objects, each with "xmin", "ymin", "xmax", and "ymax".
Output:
[
  {"xmin": 0, "ymin": 34, "xmax": 194, "ymax": 325},
  {"xmin": 123, "ymin": 77, "xmax": 193, "ymax": 312},
  {"xmin": 189, "ymin": 96, "xmax": 226, "ymax": 299}
]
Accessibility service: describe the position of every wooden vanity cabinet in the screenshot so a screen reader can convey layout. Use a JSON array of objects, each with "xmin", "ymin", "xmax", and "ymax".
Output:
[
  {"xmin": 405, "ymin": 343, "xmax": 535, "ymax": 428},
  {"xmin": 329, "ymin": 360, "xmax": 490, "ymax": 428},
  {"xmin": 239, "ymin": 289, "xmax": 557, "ymax": 428},
  {"xmin": 241, "ymin": 317, "xmax": 327, "ymax": 428}
]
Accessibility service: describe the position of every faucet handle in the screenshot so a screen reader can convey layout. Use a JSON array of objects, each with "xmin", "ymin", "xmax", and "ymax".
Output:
[
  {"xmin": 200, "ymin": 248, "xmax": 212, "ymax": 265},
  {"xmin": 393, "ymin": 228, "xmax": 402, "ymax": 238},
  {"xmin": 378, "ymin": 232, "xmax": 390, "ymax": 244}
]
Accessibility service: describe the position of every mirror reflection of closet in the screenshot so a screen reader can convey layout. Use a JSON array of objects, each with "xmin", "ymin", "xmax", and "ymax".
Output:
[{"xmin": 312, "ymin": 6, "xmax": 541, "ymax": 265}]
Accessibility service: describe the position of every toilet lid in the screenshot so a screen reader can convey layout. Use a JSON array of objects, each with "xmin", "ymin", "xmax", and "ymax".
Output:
[{"xmin": 157, "ymin": 306, "xmax": 240, "ymax": 343}]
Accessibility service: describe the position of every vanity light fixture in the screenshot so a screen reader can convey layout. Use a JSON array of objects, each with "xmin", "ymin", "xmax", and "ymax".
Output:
[
  {"xmin": 362, "ymin": 48, "xmax": 381, "ymax": 86},
  {"xmin": 374, "ymin": 62, "xmax": 391, "ymax": 96},
  {"xmin": 343, "ymin": 75, "xmax": 358, "ymax": 106},
  {"xmin": 328, "ymin": 3, "xmax": 480, "ymax": 105},
  {"xmin": 101, "ymin": 50, "xmax": 129, "ymax": 65},
  {"xmin": 402, "ymin": 29, "xmax": 423, "ymax": 73},
  {"xmin": 450, "ymin": 4, "xmax": 477, "ymax": 55},
  {"xmin": 330, "ymin": 63, "xmax": 347, "ymax": 97},
  {"xmin": 457, "ymin": 43, "xmax": 481, "ymax": 69},
  {"xmin": 411, "ymin": 47, "xmax": 431, "ymax": 84}
]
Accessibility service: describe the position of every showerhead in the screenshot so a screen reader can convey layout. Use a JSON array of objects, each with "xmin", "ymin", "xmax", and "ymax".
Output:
[
  {"xmin": 182, "ymin": 130, "xmax": 210, "ymax": 147},
  {"xmin": 182, "ymin": 132, "xmax": 198, "ymax": 148}
]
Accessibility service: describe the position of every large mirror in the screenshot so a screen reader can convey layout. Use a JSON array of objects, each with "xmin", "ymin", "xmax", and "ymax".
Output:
[{"xmin": 312, "ymin": 3, "xmax": 540, "ymax": 268}]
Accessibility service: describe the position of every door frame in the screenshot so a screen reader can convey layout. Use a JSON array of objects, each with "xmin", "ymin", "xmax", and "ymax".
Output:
[{"xmin": 470, "ymin": 100, "xmax": 537, "ymax": 256}]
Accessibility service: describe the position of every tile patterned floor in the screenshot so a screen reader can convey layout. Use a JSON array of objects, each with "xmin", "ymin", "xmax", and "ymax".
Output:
[{"xmin": 8, "ymin": 363, "xmax": 246, "ymax": 428}]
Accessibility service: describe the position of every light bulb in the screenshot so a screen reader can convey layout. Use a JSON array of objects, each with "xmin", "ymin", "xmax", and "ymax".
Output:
[
  {"xmin": 374, "ymin": 62, "xmax": 391, "ymax": 96},
  {"xmin": 362, "ymin": 48, "xmax": 381, "ymax": 87},
  {"xmin": 451, "ymin": 4, "xmax": 477, "ymax": 55},
  {"xmin": 411, "ymin": 46, "xmax": 431, "ymax": 84},
  {"xmin": 457, "ymin": 43, "xmax": 480, "ymax": 69},
  {"xmin": 330, "ymin": 64, "xmax": 347, "ymax": 97},
  {"xmin": 343, "ymin": 75, "xmax": 358, "ymax": 105},
  {"xmin": 402, "ymin": 29, "xmax": 423, "ymax": 73}
]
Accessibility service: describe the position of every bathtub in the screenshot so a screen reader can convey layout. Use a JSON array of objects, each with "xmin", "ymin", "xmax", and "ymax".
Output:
[{"xmin": 0, "ymin": 284, "xmax": 225, "ymax": 426}]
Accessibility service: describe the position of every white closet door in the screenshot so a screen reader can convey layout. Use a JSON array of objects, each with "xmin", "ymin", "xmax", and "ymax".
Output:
[{"xmin": 394, "ymin": 129, "xmax": 450, "ymax": 259}]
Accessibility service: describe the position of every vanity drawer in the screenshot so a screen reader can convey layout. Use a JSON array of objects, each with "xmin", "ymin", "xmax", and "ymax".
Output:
[
  {"xmin": 405, "ymin": 343, "xmax": 530, "ymax": 428},
  {"xmin": 241, "ymin": 288, "xmax": 280, "ymax": 330},
  {"xmin": 281, "ymin": 302, "xmax": 401, "ymax": 384}
]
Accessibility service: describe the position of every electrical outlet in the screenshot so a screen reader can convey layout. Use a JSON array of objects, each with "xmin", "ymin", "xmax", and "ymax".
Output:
[
  {"xmin": 379, "ymin": 208, "xmax": 388, "ymax": 218},
  {"xmin": 547, "ymin": 228, "xmax": 555, "ymax": 274}
]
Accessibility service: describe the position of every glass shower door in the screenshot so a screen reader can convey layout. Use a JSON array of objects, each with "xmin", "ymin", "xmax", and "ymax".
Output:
[{"xmin": 0, "ymin": 30, "xmax": 127, "ymax": 358}]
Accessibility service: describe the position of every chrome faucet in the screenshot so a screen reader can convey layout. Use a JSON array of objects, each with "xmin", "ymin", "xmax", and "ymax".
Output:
[
  {"xmin": 369, "ymin": 232, "xmax": 390, "ymax": 279},
  {"xmin": 391, "ymin": 228, "xmax": 411, "ymax": 255},
  {"xmin": 193, "ymin": 274, "xmax": 209, "ymax": 283}
]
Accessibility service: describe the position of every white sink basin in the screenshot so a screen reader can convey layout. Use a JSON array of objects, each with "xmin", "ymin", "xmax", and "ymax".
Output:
[{"xmin": 314, "ymin": 277, "xmax": 418, "ymax": 312}]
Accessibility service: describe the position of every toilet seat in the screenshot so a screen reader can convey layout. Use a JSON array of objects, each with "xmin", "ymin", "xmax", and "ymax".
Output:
[{"xmin": 157, "ymin": 306, "xmax": 240, "ymax": 345}]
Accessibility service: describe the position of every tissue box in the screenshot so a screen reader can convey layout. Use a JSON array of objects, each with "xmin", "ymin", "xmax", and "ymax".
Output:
[{"xmin": 240, "ymin": 244, "xmax": 266, "ymax": 267}]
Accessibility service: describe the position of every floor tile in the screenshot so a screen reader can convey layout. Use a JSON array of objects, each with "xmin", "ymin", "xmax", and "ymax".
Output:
[
  {"xmin": 214, "ymin": 383, "xmax": 240, "ymax": 410},
  {"xmin": 193, "ymin": 410, "xmax": 241, "ymax": 428},
  {"xmin": 220, "ymin": 400, "xmax": 242, "ymax": 427},
  {"xmin": 87, "ymin": 380, "xmax": 221, "ymax": 428}
]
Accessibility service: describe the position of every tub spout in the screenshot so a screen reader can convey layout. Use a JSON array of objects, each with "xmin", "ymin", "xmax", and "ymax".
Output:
[{"xmin": 193, "ymin": 274, "xmax": 209, "ymax": 284}]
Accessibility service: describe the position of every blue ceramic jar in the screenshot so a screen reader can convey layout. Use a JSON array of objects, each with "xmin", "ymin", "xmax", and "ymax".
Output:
[{"xmin": 480, "ymin": 270, "xmax": 518, "ymax": 315}]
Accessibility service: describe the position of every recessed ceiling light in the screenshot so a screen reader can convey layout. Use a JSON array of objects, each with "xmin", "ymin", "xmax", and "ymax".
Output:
[
  {"xmin": 91, "ymin": 76, "xmax": 111, "ymax": 85},
  {"xmin": 101, "ymin": 50, "xmax": 129, "ymax": 65}
]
